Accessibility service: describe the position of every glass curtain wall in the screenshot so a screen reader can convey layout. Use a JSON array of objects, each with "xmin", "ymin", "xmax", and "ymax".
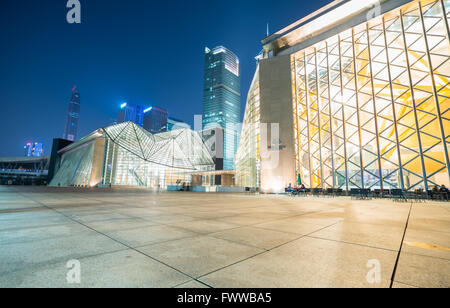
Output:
[
  {"xmin": 50, "ymin": 141, "xmax": 95, "ymax": 187},
  {"xmin": 235, "ymin": 66, "xmax": 262, "ymax": 188},
  {"xmin": 102, "ymin": 122, "xmax": 215, "ymax": 188},
  {"xmin": 292, "ymin": 0, "xmax": 450, "ymax": 191}
]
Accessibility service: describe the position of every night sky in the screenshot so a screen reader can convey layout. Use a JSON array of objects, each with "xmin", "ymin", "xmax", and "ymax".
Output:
[{"xmin": 0, "ymin": 0, "xmax": 329, "ymax": 157}]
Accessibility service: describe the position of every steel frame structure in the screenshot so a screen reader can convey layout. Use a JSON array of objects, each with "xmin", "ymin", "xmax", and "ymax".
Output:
[{"xmin": 292, "ymin": 0, "xmax": 450, "ymax": 191}]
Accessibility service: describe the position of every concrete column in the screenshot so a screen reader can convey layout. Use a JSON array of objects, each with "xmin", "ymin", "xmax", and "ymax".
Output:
[{"xmin": 259, "ymin": 55, "xmax": 297, "ymax": 193}]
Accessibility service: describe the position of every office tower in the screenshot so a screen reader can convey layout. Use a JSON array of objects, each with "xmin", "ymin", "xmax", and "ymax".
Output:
[
  {"xmin": 117, "ymin": 103, "xmax": 145, "ymax": 126},
  {"xmin": 63, "ymin": 87, "xmax": 81, "ymax": 141},
  {"xmin": 203, "ymin": 46, "xmax": 241, "ymax": 170},
  {"xmin": 143, "ymin": 106, "xmax": 168, "ymax": 134},
  {"xmin": 24, "ymin": 142, "xmax": 44, "ymax": 157},
  {"xmin": 167, "ymin": 117, "xmax": 188, "ymax": 131}
]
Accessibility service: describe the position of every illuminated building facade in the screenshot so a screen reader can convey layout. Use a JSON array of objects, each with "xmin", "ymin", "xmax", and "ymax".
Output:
[
  {"xmin": 235, "ymin": 0, "xmax": 450, "ymax": 192},
  {"xmin": 235, "ymin": 68, "xmax": 261, "ymax": 189}
]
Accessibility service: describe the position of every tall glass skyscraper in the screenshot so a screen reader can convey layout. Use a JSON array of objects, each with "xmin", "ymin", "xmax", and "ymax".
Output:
[
  {"xmin": 203, "ymin": 46, "xmax": 241, "ymax": 170},
  {"xmin": 63, "ymin": 87, "xmax": 80, "ymax": 141}
]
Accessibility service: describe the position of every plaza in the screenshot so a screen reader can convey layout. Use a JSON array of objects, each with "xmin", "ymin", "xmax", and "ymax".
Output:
[{"xmin": 0, "ymin": 186, "xmax": 448, "ymax": 288}]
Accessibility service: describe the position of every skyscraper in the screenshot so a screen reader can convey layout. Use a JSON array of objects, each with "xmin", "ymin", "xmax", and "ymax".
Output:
[
  {"xmin": 143, "ymin": 106, "xmax": 168, "ymax": 134},
  {"xmin": 117, "ymin": 103, "xmax": 170, "ymax": 135},
  {"xmin": 203, "ymin": 46, "xmax": 241, "ymax": 170},
  {"xmin": 63, "ymin": 86, "xmax": 80, "ymax": 141}
]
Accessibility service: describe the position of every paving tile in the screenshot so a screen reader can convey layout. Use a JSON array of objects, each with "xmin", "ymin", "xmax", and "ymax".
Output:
[
  {"xmin": 0, "ymin": 231, "xmax": 125, "ymax": 275},
  {"xmin": 106, "ymin": 224, "xmax": 198, "ymax": 247},
  {"xmin": 216, "ymin": 215, "xmax": 276, "ymax": 226},
  {"xmin": 391, "ymin": 281, "xmax": 418, "ymax": 288},
  {"xmin": 137, "ymin": 235, "xmax": 264, "ymax": 277},
  {"xmin": 309, "ymin": 221, "xmax": 404, "ymax": 251},
  {"xmin": 201, "ymin": 237, "xmax": 397, "ymax": 288},
  {"xmin": 174, "ymin": 280, "xmax": 211, "ymax": 288},
  {"xmin": 0, "ymin": 214, "xmax": 70, "ymax": 231},
  {"xmin": 143, "ymin": 214, "xmax": 199, "ymax": 224},
  {"xmin": 402, "ymin": 228, "xmax": 450, "ymax": 260},
  {"xmin": 70, "ymin": 212, "xmax": 132, "ymax": 223},
  {"xmin": 0, "ymin": 220, "xmax": 92, "ymax": 245},
  {"xmin": 283, "ymin": 211, "xmax": 344, "ymax": 226},
  {"xmin": 211, "ymin": 226, "xmax": 300, "ymax": 250},
  {"xmin": 408, "ymin": 205, "xmax": 450, "ymax": 233},
  {"xmin": 394, "ymin": 252, "xmax": 450, "ymax": 288},
  {"xmin": 84, "ymin": 218, "xmax": 160, "ymax": 233},
  {"xmin": 253, "ymin": 219, "xmax": 326, "ymax": 235},
  {"xmin": 167, "ymin": 220, "xmax": 240, "ymax": 235},
  {"xmin": 0, "ymin": 249, "xmax": 190, "ymax": 288}
]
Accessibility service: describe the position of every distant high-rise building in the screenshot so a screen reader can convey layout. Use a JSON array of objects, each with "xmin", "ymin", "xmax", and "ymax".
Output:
[
  {"xmin": 143, "ymin": 107, "xmax": 168, "ymax": 134},
  {"xmin": 117, "ymin": 103, "xmax": 169, "ymax": 135},
  {"xmin": 24, "ymin": 142, "xmax": 44, "ymax": 157},
  {"xmin": 203, "ymin": 46, "xmax": 241, "ymax": 170},
  {"xmin": 117, "ymin": 103, "xmax": 145, "ymax": 126},
  {"xmin": 167, "ymin": 117, "xmax": 188, "ymax": 131},
  {"xmin": 63, "ymin": 86, "xmax": 81, "ymax": 141}
]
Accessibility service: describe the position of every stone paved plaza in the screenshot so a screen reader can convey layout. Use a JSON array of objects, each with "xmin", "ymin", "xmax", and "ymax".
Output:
[{"xmin": 0, "ymin": 186, "xmax": 449, "ymax": 288}]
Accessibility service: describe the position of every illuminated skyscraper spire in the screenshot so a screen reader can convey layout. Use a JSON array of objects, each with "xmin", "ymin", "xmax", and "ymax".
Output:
[{"xmin": 63, "ymin": 86, "xmax": 80, "ymax": 141}]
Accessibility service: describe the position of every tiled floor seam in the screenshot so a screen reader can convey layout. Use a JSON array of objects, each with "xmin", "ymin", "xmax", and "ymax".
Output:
[
  {"xmin": 389, "ymin": 203, "xmax": 413, "ymax": 289},
  {"xmin": 71, "ymin": 197, "xmax": 334, "ymax": 243},
  {"xmin": 171, "ymin": 279, "xmax": 214, "ymax": 288},
  {"xmin": 392, "ymin": 280, "xmax": 422, "ymax": 288},
  {"xmin": 397, "ymin": 250, "xmax": 450, "ymax": 262},
  {"xmin": 305, "ymin": 235, "xmax": 400, "ymax": 253}
]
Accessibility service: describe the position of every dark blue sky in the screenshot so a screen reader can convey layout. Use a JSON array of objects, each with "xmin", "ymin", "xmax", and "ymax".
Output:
[{"xmin": 0, "ymin": 0, "xmax": 329, "ymax": 157}]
